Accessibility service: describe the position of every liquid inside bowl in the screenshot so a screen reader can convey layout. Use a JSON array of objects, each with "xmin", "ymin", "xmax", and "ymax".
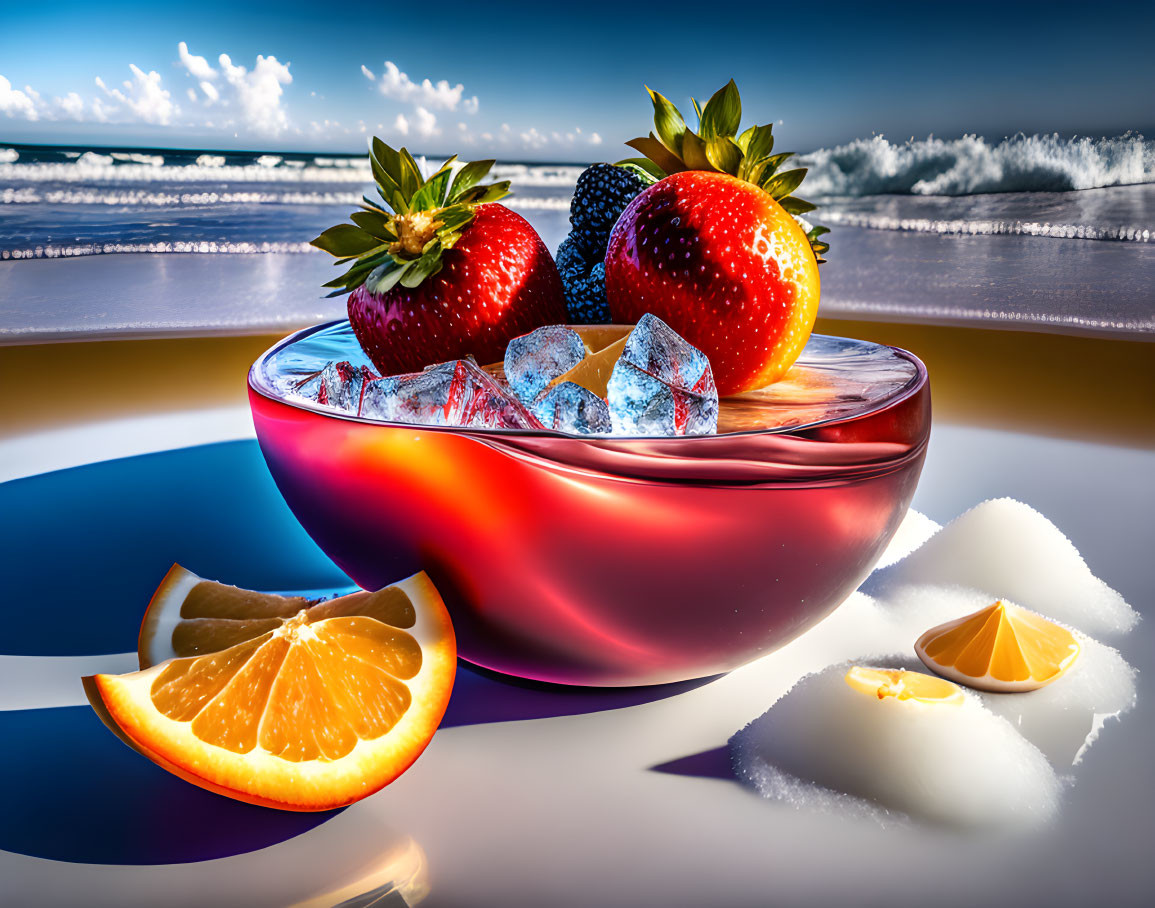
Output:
[
  {"xmin": 250, "ymin": 320, "xmax": 920, "ymax": 438},
  {"xmin": 249, "ymin": 322, "xmax": 930, "ymax": 686}
]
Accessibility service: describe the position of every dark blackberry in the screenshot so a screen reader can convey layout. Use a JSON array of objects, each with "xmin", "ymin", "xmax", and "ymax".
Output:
[
  {"xmin": 561, "ymin": 259, "xmax": 609, "ymax": 324},
  {"xmin": 554, "ymin": 234, "xmax": 588, "ymax": 282},
  {"xmin": 569, "ymin": 163, "xmax": 646, "ymax": 260}
]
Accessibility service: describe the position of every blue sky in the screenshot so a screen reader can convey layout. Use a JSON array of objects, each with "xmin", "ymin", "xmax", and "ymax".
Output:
[{"xmin": 1, "ymin": 0, "xmax": 1153, "ymax": 160}]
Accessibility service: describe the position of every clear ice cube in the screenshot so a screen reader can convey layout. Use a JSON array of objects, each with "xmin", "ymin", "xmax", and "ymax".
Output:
[
  {"xmin": 319, "ymin": 361, "xmax": 375, "ymax": 412},
  {"xmin": 504, "ymin": 326, "xmax": 588, "ymax": 404},
  {"xmin": 280, "ymin": 361, "xmax": 374, "ymax": 413},
  {"xmin": 533, "ymin": 381, "xmax": 612, "ymax": 435},
  {"xmin": 360, "ymin": 359, "xmax": 543, "ymax": 430},
  {"xmin": 606, "ymin": 314, "xmax": 718, "ymax": 436}
]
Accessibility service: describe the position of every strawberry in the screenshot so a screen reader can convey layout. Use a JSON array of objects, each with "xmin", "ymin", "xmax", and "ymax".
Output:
[
  {"xmin": 605, "ymin": 81, "xmax": 829, "ymax": 395},
  {"xmin": 311, "ymin": 140, "xmax": 566, "ymax": 376}
]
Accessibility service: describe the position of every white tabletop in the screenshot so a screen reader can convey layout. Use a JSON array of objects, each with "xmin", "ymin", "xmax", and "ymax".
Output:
[{"xmin": 1, "ymin": 413, "xmax": 1152, "ymax": 907}]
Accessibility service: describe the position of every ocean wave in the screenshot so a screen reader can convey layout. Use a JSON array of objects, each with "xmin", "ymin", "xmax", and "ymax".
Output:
[
  {"xmin": 799, "ymin": 133, "xmax": 1155, "ymax": 196},
  {"xmin": 820, "ymin": 210, "xmax": 1151, "ymax": 242},
  {"xmin": 0, "ymin": 240, "xmax": 316, "ymax": 260}
]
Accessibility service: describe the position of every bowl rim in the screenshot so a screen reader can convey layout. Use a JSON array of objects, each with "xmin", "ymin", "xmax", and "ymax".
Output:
[{"xmin": 247, "ymin": 319, "xmax": 928, "ymax": 441}]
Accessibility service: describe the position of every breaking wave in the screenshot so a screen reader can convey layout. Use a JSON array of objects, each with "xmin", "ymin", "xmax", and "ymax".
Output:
[{"xmin": 798, "ymin": 133, "xmax": 1155, "ymax": 197}]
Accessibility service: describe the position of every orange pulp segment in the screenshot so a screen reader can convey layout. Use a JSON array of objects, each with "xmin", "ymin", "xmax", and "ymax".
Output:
[
  {"xmin": 87, "ymin": 569, "xmax": 455, "ymax": 811},
  {"xmin": 551, "ymin": 336, "xmax": 629, "ymax": 398},
  {"xmin": 915, "ymin": 600, "xmax": 1080, "ymax": 693},
  {"xmin": 844, "ymin": 666, "xmax": 965, "ymax": 706}
]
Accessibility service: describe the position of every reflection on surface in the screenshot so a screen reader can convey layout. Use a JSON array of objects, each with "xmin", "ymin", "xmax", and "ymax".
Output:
[{"xmin": 290, "ymin": 836, "xmax": 428, "ymax": 908}]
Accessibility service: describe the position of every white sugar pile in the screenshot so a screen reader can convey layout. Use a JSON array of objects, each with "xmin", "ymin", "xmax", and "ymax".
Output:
[
  {"xmin": 733, "ymin": 663, "xmax": 1061, "ymax": 830},
  {"xmin": 730, "ymin": 498, "xmax": 1138, "ymax": 828},
  {"xmin": 864, "ymin": 498, "xmax": 1138, "ymax": 637}
]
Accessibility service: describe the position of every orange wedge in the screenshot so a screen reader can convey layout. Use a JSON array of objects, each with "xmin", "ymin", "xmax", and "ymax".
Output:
[
  {"xmin": 85, "ymin": 567, "xmax": 455, "ymax": 811},
  {"xmin": 550, "ymin": 336, "xmax": 629, "ymax": 397},
  {"xmin": 844, "ymin": 666, "xmax": 965, "ymax": 706},
  {"xmin": 915, "ymin": 599, "xmax": 1079, "ymax": 693}
]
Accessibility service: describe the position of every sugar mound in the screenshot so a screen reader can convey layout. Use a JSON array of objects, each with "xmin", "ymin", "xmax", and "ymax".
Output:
[
  {"xmin": 864, "ymin": 498, "xmax": 1138, "ymax": 637},
  {"xmin": 731, "ymin": 663, "xmax": 1061, "ymax": 830}
]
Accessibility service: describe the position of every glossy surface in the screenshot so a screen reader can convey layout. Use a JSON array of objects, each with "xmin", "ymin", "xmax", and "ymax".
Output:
[
  {"xmin": 605, "ymin": 172, "xmax": 822, "ymax": 394},
  {"xmin": 249, "ymin": 322, "xmax": 929, "ymax": 686}
]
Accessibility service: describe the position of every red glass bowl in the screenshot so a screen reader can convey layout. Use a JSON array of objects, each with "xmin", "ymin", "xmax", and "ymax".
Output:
[{"xmin": 248, "ymin": 322, "xmax": 930, "ymax": 687}]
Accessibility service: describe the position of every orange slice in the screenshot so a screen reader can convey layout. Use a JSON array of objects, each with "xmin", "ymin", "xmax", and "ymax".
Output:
[
  {"xmin": 85, "ymin": 567, "xmax": 455, "ymax": 811},
  {"xmin": 550, "ymin": 335, "xmax": 629, "ymax": 397},
  {"xmin": 915, "ymin": 600, "xmax": 1080, "ymax": 693},
  {"xmin": 844, "ymin": 666, "xmax": 965, "ymax": 706}
]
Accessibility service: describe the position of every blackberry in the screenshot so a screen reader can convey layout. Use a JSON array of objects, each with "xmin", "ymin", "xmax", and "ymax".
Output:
[
  {"xmin": 554, "ymin": 233, "xmax": 588, "ymax": 282},
  {"xmin": 569, "ymin": 163, "xmax": 646, "ymax": 260},
  {"xmin": 560, "ymin": 256, "xmax": 609, "ymax": 324}
]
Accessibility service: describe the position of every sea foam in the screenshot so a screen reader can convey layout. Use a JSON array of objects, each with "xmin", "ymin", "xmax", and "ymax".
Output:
[{"xmin": 798, "ymin": 133, "xmax": 1155, "ymax": 196}]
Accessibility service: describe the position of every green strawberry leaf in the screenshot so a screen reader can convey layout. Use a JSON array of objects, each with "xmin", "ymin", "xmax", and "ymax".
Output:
[
  {"xmin": 398, "ymin": 149, "xmax": 424, "ymax": 198},
  {"xmin": 699, "ymin": 80, "xmax": 741, "ymax": 140},
  {"xmin": 310, "ymin": 224, "xmax": 381, "ymax": 258},
  {"xmin": 411, "ymin": 166, "xmax": 453, "ymax": 212},
  {"xmin": 647, "ymin": 87, "xmax": 686, "ymax": 156},
  {"xmin": 762, "ymin": 167, "xmax": 808, "ymax": 199},
  {"xmin": 625, "ymin": 135, "xmax": 685, "ymax": 175},
  {"xmin": 744, "ymin": 125, "xmax": 775, "ymax": 166},
  {"xmin": 706, "ymin": 136, "xmax": 743, "ymax": 174},
  {"xmin": 350, "ymin": 210, "xmax": 398, "ymax": 240},
  {"xmin": 449, "ymin": 159, "xmax": 496, "ymax": 202},
  {"xmin": 366, "ymin": 261, "xmax": 408, "ymax": 296},
  {"xmin": 399, "ymin": 253, "xmax": 443, "ymax": 288},
  {"xmin": 779, "ymin": 196, "xmax": 817, "ymax": 215},
  {"xmin": 615, "ymin": 158, "xmax": 665, "ymax": 183},
  {"xmin": 690, "ymin": 97, "xmax": 703, "ymax": 126},
  {"xmin": 681, "ymin": 130, "xmax": 715, "ymax": 171}
]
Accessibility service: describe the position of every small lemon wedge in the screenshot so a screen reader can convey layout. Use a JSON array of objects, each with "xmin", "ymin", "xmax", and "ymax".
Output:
[
  {"xmin": 915, "ymin": 600, "xmax": 1080, "ymax": 693},
  {"xmin": 843, "ymin": 666, "xmax": 965, "ymax": 706}
]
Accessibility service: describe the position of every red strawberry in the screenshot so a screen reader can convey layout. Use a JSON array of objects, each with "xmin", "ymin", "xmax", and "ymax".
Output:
[
  {"xmin": 606, "ymin": 81, "xmax": 827, "ymax": 395},
  {"xmin": 312, "ymin": 141, "xmax": 566, "ymax": 376}
]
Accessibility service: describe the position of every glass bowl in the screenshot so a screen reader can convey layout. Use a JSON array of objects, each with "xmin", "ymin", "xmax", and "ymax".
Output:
[{"xmin": 248, "ymin": 321, "xmax": 930, "ymax": 687}]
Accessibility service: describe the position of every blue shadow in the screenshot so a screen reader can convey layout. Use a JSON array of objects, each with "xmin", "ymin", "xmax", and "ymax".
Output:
[
  {"xmin": 0, "ymin": 705, "xmax": 338, "ymax": 864},
  {"xmin": 0, "ymin": 440, "xmax": 350, "ymax": 656}
]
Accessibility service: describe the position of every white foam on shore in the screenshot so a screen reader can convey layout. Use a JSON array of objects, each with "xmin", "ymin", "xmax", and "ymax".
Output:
[
  {"xmin": 799, "ymin": 133, "xmax": 1155, "ymax": 196},
  {"xmin": 819, "ymin": 208, "xmax": 1152, "ymax": 243}
]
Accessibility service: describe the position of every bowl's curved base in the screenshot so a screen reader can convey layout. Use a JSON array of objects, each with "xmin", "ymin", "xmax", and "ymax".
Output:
[{"xmin": 248, "ymin": 329, "xmax": 931, "ymax": 688}]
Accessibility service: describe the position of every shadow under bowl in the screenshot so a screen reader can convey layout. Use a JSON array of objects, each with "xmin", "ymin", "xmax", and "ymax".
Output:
[{"xmin": 248, "ymin": 322, "xmax": 930, "ymax": 687}]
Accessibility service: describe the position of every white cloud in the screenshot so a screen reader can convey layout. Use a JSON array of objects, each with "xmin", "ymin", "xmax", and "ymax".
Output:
[
  {"xmin": 373, "ymin": 61, "xmax": 471, "ymax": 112},
  {"xmin": 0, "ymin": 74, "xmax": 39, "ymax": 120},
  {"xmin": 95, "ymin": 64, "xmax": 176, "ymax": 125},
  {"xmin": 413, "ymin": 105, "xmax": 437, "ymax": 137},
  {"xmin": 361, "ymin": 65, "xmax": 375, "ymax": 81},
  {"xmin": 589, "ymin": 132, "xmax": 603, "ymax": 145},
  {"xmin": 56, "ymin": 92, "xmax": 84, "ymax": 120},
  {"xmin": 217, "ymin": 52, "xmax": 292, "ymax": 135},
  {"xmin": 199, "ymin": 80, "xmax": 219, "ymax": 103},
  {"xmin": 177, "ymin": 42, "xmax": 217, "ymax": 82},
  {"xmin": 393, "ymin": 113, "xmax": 409, "ymax": 135}
]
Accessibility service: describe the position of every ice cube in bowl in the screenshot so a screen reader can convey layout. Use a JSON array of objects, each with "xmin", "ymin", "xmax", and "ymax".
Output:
[{"xmin": 248, "ymin": 320, "xmax": 930, "ymax": 687}]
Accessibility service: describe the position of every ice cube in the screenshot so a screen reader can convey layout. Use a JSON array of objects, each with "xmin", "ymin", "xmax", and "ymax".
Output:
[
  {"xmin": 318, "ymin": 361, "xmax": 375, "ymax": 412},
  {"xmin": 360, "ymin": 359, "xmax": 543, "ymax": 430},
  {"xmin": 504, "ymin": 326, "xmax": 588, "ymax": 404},
  {"xmin": 606, "ymin": 314, "xmax": 718, "ymax": 436},
  {"xmin": 533, "ymin": 381, "xmax": 612, "ymax": 435}
]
